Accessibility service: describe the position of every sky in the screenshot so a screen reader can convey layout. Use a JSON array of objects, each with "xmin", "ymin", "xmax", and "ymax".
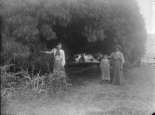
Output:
[{"xmin": 136, "ymin": 0, "xmax": 155, "ymax": 34}]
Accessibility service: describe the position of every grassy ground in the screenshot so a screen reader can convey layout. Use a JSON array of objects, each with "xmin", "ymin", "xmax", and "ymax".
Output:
[{"xmin": 3, "ymin": 65, "xmax": 155, "ymax": 115}]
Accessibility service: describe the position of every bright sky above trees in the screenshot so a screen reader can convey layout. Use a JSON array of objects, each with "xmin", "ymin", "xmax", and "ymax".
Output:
[{"xmin": 136, "ymin": 0, "xmax": 155, "ymax": 33}]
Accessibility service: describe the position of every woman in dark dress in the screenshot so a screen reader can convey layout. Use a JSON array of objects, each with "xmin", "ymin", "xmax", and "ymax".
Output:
[{"xmin": 110, "ymin": 46, "xmax": 125, "ymax": 85}]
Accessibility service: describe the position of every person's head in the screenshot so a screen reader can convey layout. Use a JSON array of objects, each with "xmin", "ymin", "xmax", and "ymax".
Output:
[
  {"xmin": 56, "ymin": 43, "xmax": 62, "ymax": 49},
  {"xmin": 115, "ymin": 45, "xmax": 121, "ymax": 52},
  {"xmin": 103, "ymin": 54, "xmax": 108, "ymax": 59}
]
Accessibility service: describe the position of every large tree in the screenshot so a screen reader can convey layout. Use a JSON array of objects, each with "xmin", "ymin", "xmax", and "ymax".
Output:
[{"xmin": 1, "ymin": 0, "xmax": 146, "ymax": 71}]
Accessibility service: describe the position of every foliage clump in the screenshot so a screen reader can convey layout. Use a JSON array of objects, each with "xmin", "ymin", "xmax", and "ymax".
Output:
[{"xmin": 1, "ymin": 0, "xmax": 146, "ymax": 69}]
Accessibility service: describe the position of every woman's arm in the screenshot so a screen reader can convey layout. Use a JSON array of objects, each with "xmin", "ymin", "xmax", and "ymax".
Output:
[
  {"xmin": 120, "ymin": 52, "xmax": 125, "ymax": 70},
  {"xmin": 61, "ymin": 50, "xmax": 66, "ymax": 66},
  {"xmin": 120, "ymin": 52, "xmax": 125, "ymax": 64},
  {"xmin": 40, "ymin": 49, "xmax": 54, "ymax": 54}
]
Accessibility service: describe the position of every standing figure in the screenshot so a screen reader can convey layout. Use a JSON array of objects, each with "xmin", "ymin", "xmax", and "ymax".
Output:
[
  {"xmin": 42, "ymin": 43, "xmax": 66, "ymax": 73},
  {"xmin": 41, "ymin": 43, "xmax": 70, "ymax": 95},
  {"xmin": 100, "ymin": 55, "xmax": 110, "ymax": 83},
  {"xmin": 110, "ymin": 45, "xmax": 125, "ymax": 85}
]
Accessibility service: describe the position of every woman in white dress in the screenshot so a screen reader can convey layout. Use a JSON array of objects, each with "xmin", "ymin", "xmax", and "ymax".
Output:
[
  {"xmin": 42, "ymin": 43, "xmax": 66, "ymax": 73},
  {"xmin": 100, "ymin": 55, "xmax": 110, "ymax": 83}
]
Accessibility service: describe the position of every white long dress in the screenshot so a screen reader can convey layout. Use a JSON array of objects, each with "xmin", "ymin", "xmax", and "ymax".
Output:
[
  {"xmin": 51, "ymin": 48, "xmax": 66, "ymax": 73},
  {"xmin": 100, "ymin": 58, "xmax": 110, "ymax": 81}
]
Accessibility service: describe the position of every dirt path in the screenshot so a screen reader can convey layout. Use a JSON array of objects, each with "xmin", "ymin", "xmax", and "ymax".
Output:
[{"xmin": 5, "ymin": 65, "xmax": 155, "ymax": 115}]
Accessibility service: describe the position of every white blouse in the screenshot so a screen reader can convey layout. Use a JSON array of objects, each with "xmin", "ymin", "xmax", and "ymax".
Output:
[{"xmin": 51, "ymin": 48, "xmax": 66, "ymax": 66}]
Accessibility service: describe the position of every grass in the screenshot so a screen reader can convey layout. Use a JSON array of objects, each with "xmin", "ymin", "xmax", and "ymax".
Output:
[{"xmin": 1, "ymin": 65, "xmax": 155, "ymax": 115}]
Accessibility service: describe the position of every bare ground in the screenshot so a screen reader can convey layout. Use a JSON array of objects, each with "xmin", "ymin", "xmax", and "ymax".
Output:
[{"xmin": 3, "ymin": 65, "xmax": 155, "ymax": 115}]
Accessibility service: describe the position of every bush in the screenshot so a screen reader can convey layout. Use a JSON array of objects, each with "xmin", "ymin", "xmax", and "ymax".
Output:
[{"xmin": 1, "ymin": 64, "xmax": 71, "ymax": 100}]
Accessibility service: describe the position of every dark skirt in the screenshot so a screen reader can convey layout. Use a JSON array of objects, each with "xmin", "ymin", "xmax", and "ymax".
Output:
[{"xmin": 111, "ymin": 59, "xmax": 123, "ymax": 85}]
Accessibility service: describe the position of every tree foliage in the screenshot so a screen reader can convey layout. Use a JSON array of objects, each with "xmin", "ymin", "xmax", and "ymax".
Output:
[{"xmin": 1, "ymin": 0, "xmax": 146, "ymax": 71}]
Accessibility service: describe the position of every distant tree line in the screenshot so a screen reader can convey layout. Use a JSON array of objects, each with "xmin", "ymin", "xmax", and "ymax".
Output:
[{"xmin": 1, "ymin": 0, "xmax": 146, "ymax": 72}]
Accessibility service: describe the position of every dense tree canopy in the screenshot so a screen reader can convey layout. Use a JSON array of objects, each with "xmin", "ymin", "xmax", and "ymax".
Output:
[{"xmin": 1, "ymin": 0, "xmax": 146, "ymax": 71}]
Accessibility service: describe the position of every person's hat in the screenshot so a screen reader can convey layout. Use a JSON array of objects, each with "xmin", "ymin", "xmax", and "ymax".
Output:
[{"xmin": 115, "ymin": 45, "xmax": 121, "ymax": 50}]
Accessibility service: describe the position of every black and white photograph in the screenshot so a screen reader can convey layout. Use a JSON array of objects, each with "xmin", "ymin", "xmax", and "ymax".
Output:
[{"xmin": 0, "ymin": 0, "xmax": 155, "ymax": 115}]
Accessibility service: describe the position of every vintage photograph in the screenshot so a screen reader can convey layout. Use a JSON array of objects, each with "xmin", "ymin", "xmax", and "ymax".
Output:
[{"xmin": 0, "ymin": 0, "xmax": 155, "ymax": 115}]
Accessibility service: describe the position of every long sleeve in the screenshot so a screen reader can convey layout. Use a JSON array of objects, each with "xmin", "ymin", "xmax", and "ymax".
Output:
[
  {"xmin": 41, "ymin": 49, "xmax": 54, "ymax": 54},
  {"xmin": 120, "ymin": 52, "xmax": 125, "ymax": 64},
  {"xmin": 46, "ymin": 48, "xmax": 55, "ymax": 54},
  {"xmin": 61, "ymin": 50, "xmax": 66, "ymax": 66}
]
